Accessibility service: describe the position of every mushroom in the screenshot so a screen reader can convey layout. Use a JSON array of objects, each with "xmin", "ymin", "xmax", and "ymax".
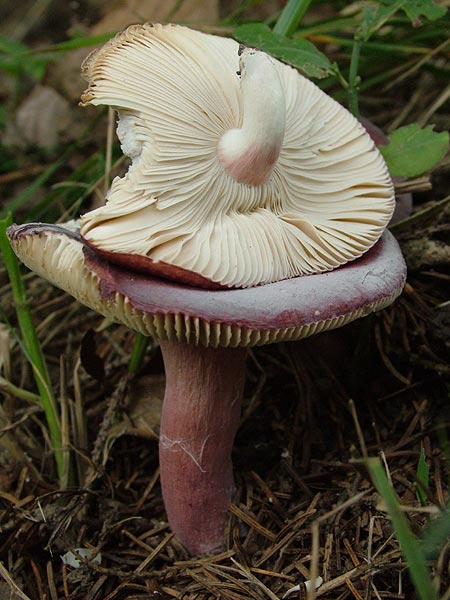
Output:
[
  {"xmin": 78, "ymin": 23, "xmax": 395, "ymax": 289},
  {"xmin": 7, "ymin": 223, "xmax": 406, "ymax": 555},
  {"xmin": 6, "ymin": 23, "xmax": 407, "ymax": 555}
]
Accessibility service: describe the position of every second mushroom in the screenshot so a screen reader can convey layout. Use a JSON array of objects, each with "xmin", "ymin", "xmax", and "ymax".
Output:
[{"xmin": 7, "ymin": 23, "xmax": 406, "ymax": 556}]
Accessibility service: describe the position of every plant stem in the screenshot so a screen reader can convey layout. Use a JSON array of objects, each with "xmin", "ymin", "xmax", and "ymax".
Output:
[
  {"xmin": 348, "ymin": 35, "xmax": 363, "ymax": 117},
  {"xmin": 0, "ymin": 214, "xmax": 64, "ymax": 481},
  {"xmin": 0, "ymin": 375, "xmax": 42, "ymax": 404},
  {"xmin": 273, "ymin": 0, "xmax": 314, "ymax": 37}
]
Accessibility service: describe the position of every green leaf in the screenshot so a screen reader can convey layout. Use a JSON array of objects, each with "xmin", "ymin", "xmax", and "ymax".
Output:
[
  {"xmin": 415, "ymin": 446, "xmax": 430, "ymax": 506},
  {"xmin": 0, "ymin": 36, "xmax": 26, "ymax": 54},
  {"xmin": 359, "ymin": 0, "xmax": 447, "ymax": 39},
  {"xmin": 0, "ymin": 32, "xmax": 114, "ymax": 81},
  {"xmin": 361, "ymin": 1, "xmax": 403, "ymax": 39},
  {"xmin": 379, "ymin": 124, "xmax": 449, "ymax": 178},
  {"xmin": 0, "ymin": 36, "xmax": 50, "ymax": 80},
  {"xmin": 234, "ymin": 23, "xmax": 335, "ymax": 79},
  {"xmin": 360, "ymin": 5, "xmax": 380, "ymax": 40},
  {"xmin": 400, "ymin": 0, "xmax": 447, "ymax": 24},
  {"xmin": 42, "ymin": 32, "xmax": 115, "ymax": 52}
]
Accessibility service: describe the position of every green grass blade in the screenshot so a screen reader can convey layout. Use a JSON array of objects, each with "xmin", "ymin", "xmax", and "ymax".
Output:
[
  {"xmin": 348, "ymin": 35, "xmax": 362, "ymax": 117},
  {"xmin": 366, "ymin": 457, "xmax": 438, "ymax": 600},
  {"xmin": 0, "ymin": 214, "xmax": 65, "ymax": 482},
  {"xmin": 0, "ymin": 375, "xmax": 42, "ymax": 404},
  {"xmin": 128, "ymin": 333, "xmax": 149, "ymax": 376},
  {"xmin": 33, "ymin": 32, "xmax": 115, "ymax": 54},
  {"xmin": 273, "ymin": 0, "xmax": 314, "ymax": 36},
  {"xmin": 415, "ymin": 446, "xmax": 430, "ymax": 506},
  {"xmin": 0, "ymin": 147, "xmax": 74, "ymax": 219}
]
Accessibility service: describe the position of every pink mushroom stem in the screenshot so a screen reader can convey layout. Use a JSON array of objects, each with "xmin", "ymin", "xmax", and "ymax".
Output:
[{"xmin": 158, "ymin": 341, "xmax": 247, "ymax": 555}]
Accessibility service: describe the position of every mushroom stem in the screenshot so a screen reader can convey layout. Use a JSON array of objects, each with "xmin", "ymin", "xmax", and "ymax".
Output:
[
  {"xmin": 218, "ymin": 49, "xmax": 286, "ymax": 186},
  {"xmin": 158, "ymin": 341, "xmax": 247, "ymax": 555}
]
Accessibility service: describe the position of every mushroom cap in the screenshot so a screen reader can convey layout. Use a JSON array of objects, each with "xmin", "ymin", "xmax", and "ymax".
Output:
[
  {"xmin": 7, "ymin": 223, "xmax": 406, "ymax": 348},
  {"xmin": 78, "ymin": 23, "xmax": 395, "ymax": 289}
]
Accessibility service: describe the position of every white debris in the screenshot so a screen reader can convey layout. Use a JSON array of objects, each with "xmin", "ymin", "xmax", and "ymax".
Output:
[
  {"xmin": 282, "ymin": 576, "xmax": 323, "ymax": 598},
  {"xmin": 61, "ymin": 548, "xmax": 101, "ymax": 568}
]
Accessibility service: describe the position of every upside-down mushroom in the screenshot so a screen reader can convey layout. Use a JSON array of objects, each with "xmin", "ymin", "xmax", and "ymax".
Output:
[
  {"xmin": 7, "ymin": 23, "xmax": 407, "ymax": 555},
  {"xmin": 79, "ymin": 23, "xmax": 395, "ymax": 289}
]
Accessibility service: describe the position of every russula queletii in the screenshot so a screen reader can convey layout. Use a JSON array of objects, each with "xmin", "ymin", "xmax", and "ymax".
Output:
[{"xmin": 7, "ymin": 23, "xmax": 407, "ymax": 556}]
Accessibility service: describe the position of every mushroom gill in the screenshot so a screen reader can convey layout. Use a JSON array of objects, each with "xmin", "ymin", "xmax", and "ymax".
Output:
[{"xmin": 79, "ymin": 23, "xmax": 395, "ymax": 289}]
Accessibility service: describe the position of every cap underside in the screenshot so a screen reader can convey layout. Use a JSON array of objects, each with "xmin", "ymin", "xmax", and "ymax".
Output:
[{"xmin": 79, "ymin": 23, "xmax": 395, "ymax": 289}]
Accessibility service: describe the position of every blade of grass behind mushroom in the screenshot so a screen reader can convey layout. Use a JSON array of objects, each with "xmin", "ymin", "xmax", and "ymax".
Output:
[
  {"xmin": 273, "ymin": 0, "xmax": 314, "ymax": 37},
  {"xmin": 128, "ymin": 333, "xmax": 150, "ymax": 376},
  {"xmin": 0, "ymin": 214, "xmax": 66, "ymax": 483},
  {"xmin": 365, "ymin": 456, "xmax": 439, "ymax": 600}
]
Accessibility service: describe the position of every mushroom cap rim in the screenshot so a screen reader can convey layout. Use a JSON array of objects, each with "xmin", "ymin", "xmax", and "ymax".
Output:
[{"xmin": 7, "ymin": 223, "xmax": 406, "ymax": 334}]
